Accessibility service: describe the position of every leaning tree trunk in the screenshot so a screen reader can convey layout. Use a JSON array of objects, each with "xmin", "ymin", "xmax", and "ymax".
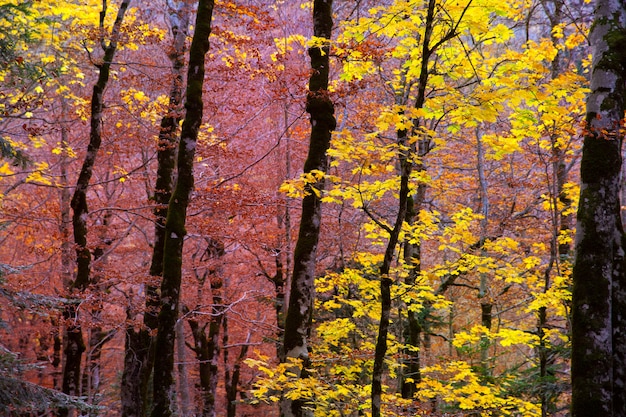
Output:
[
  {"xmin": 571, "ymin": 0, "xmax": 626, "ymax": 416},
  {"xmin": 280, "ymin": 1, "xmax": 335, "ymax": 416},
  {"xmin": 150, "ymin": 1, "xmax": 215, "ymax": 416},
  {"xmin": 61, "ymin": 2, "xmax": 130, "ymax": 416},
  {"xmin": 121, "ymin": 1, "xmax": 190, "ymax": 415}
]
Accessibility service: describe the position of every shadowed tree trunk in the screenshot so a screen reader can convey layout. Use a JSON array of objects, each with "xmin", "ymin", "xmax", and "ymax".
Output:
[
  {"xmin": 280, "ymin": 1, "xmax": 335, "ymax": 416},
  {"xmin": 150, "ymin": 1, "xmax": 215, "ymax": 415},
  {"xmin": 400, "ymin": 128, "xmax": 430, "ymax": 400},
  {"xmin": 61, "ymin": 1, "xmax": 130, "ymax": 415},
  {"xmin": 571, "ymin": 0, "xmax": 626, "ymax": 415},
  {"xmin": 121, "ymin": 1, "xmax": 190, "ymax": 416},
  {"xmin": 224, "ymin": 324, "xmax": 251, "ymax": 417}
]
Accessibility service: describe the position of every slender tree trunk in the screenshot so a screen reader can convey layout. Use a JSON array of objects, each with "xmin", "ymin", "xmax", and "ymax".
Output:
[
  {"xmin": 572, "ymin": 1, "xmax": 626, "ymax": 415},
  {"xmin": 187, "ymin": 238, "xmax": 225, "ymax": 417},
  {"xmin": 371, "ymin": 1, "xmax": 441, "ymax": 414},
  {"xmin": 61, "ymin": 2, "xmax": 130, "ymax": 416},
  {"xmin": 476, "ymin": 129, "xmax": 493, "ymax": 378},
  {"xmin": 188, "ymin": 307, "xmax": 223, "ymax": 417},
  {"xmin": 400, "ymin": 196, "xmax": 422, "ymax": 400},
  {"xmin": 399, "ymin": 136, "xmax": 429, "ymax": 399},
  {"xmin": 537, "ymin": 2, "xmax": 568, "ymax": 414},
  {"xmin": 121, "ymin": 2, "xmax": 190, "ymax": 415},
  {"xmin": 281, "ymin": 1, "xmax": 335, "ymax": 416},
  {"xmin": 224, "ymin": 324, "xmax": 251, "ymax": 417},
  {"xmin": 150, "ymin": 1, "xmax": 215, "ymax": 415},
  {"xmin": 176, "ymin": 307, "xmax": 192, "ymax": 417}
]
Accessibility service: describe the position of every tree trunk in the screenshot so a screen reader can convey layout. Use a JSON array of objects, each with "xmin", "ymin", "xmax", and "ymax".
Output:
[
  {"xmin": 571, "ymin": 0, "xmax": 626, "ymax": 415},
  {"xmin": 371, "ymin": 1, "xmax": 440, "ymax": 415},
  {"xmin": 476, "ymin": 129, "xmax": 492, "ymax": 378},
  {"xmin": 187, "ymin": 238, "xmax": 225, "ymax": 417},
  {"xmin": 150, "ymin": 1, "xmax": 215, "ymax": 415},
  {"xmin": 281, "ymin": 1, "xmax": 335, "ymax": 416},
  {"xmin": 121, "ymin": 2, "xmax": 190, "ymax": 415},
  {"xmin": 61, "ymin": 2, "xmax": 130, "ymax": 415},
  {"xmin": 224, "ymin": 324, "xmax": 251, "ymax": 417},
  {"xmin": 176, "ymin": 306, "xmax": 192, "ymax": 417},
  {"xmin": 538, "ymin": 2, "xmax": 569, "ymax": 414}
]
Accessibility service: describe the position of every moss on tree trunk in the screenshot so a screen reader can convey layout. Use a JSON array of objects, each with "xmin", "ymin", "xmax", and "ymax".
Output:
[{"xmin": 572, "ymin": 1, "xmax": 626, "ymax": 415}]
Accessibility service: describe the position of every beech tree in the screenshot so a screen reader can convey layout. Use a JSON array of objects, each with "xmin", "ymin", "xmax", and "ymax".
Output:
[
  {"xmin": 281, "ymin": 0, "xmax": 335, "ymax": 416},
  {"xmin": 150, "ymin": 0, "xmax": 215, "ymax": 415},
  {"xmin": 62, "ymin": 1, "xmax": 130, "ymax": 415},
  {"xmin": 120, "ymin": 1, "xmax": 190, "ymax": 415},
  {"xmin": 571, "ymin": 0, "xmax": 626, "ymax": 415}
]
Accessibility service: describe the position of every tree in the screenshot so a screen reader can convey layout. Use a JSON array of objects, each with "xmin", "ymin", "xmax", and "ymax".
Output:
[
  {"xmin": 571, "ymin": 0, "xmax": 626, "ymax": 415},
  {"xmin": 62, "ymin": 1, "xmax": 131, "ymax": 414},
  {"xmin": 281, "ymin": 0, "xmax": 335, "ymax": 416},
  {"xmin": 120, "ymin": 1, "xmax": 191, "ymax": 415},
  {"xmin": 150, "ymin": 0, "xmax": 215, "ymax": 415}
]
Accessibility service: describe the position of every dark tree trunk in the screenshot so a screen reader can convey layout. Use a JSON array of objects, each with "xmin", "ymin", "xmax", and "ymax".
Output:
[
  {"xmin": 281, "ymin": 1, "xmax": 335, "ymax": 416},
  {"xmin": 400, "ymin": 196, "xmax": 422, "ymax": 400},
  {"xmin": 187, "ymin": 238, "xmax": 225, "ymax": 417},
  {"xmin": 188, "ymin": 302, "xmax": 223, "ymax": 417},
  {"xmin": 121, "ymin": 2, "xmax": 190, "ymax": 416},
  {"xmin": 224, "ymin": 323, "xmax": 250, "ymax": 417},
  {"xmin": 571, "ymin": 1, "xmax": 626, "ymax": 415},
  {"xmin": 61, "ymin": 2, "xmax": 130, "ymax": 415},
  {"xmin": 371, "ymin": 0, "xmax": 440, "ymax": 415},
  {"xmin": 150, "ymin": 1, "xmax": 215, "ymax": 415},
  {"xmin": 371, "ymin": 123, "xmax": 412, "ymax": 417}
]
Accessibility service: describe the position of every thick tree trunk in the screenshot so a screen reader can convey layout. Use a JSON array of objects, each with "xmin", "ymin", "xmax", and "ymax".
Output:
[
  {"xmin": 121, "ymin": 2, "xmax": 189, "ymax": 416},
  {"xmin": 61, "ymin": 2, "xmax": 130, "ymax": 416},
  {"xmin": 150, "ymin": 1, "xmax": 214, "ymax": 415},
  {"xmin": 281, "ymin": 1, "xmax": 335, "ymax": 416},
  {"xmin": 571, "ymin": 1, "xmax": 626, "ymax": 415}
]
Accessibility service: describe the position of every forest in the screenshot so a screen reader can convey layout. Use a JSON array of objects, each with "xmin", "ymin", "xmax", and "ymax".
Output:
[{"xmin": 1, "ymin": 0, "xmax": 624, "ymax": 416}]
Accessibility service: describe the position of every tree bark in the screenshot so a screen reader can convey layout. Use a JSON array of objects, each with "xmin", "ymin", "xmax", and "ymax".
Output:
[
  {"xmin": 281, "ymin": 1, "xmax": 335, "ymax": 416},
  {"xmin": 150, "ymin": 1, "xmax": 215, "ymax": 415},
  {"xmin": 572, "ymin": 1, "xmax": 626, "ymax": 415},
  {"xmin": 61, "ymin": 2, "xmax": 130, "ymax": 415},
  {"xmin": 121, "ymin": 2, "xmax": 190, "ymax": 415}
]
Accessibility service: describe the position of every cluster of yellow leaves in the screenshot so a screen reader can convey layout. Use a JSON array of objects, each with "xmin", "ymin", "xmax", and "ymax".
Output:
[
  {"xmin": 418, "ymin": 361, "xmax": 541, "ymax": 416},
  {"xmin": 246, "ymin": 354, "xmax": 372, "ymax": 416},
  {"xmin": 117, "ymin": 89, "xmax": 170, "ymax": 126},
  {"xmin": 279, "ymin": 169, "xmax": 327, "ymax": 198}
]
